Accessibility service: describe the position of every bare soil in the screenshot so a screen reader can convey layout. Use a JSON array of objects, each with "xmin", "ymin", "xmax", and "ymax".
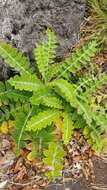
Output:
[{"xmin": 1, "ymin": 132, "xmax": 107, "ymax": 190}]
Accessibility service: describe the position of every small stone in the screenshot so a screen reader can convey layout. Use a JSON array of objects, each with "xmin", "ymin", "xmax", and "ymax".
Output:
[
  {"xmin": 0, "ymin": 150, "xmax": 15, "ymax": 173},
  {"xmin": 0, "ymin": 139, "xmax": 11, "ymax": 151}
]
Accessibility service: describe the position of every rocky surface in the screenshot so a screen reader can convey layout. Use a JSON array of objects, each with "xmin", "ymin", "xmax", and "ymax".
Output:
[
  {"xmin": 1, "ymin": 132, "xmax": 107, "ymax": 190},
  {"xmin": 45, "ymin": 157, "xmax": 107, "ymax": 190},
  {"xmin": 0, "ymin": 0, "xmax": 85, "ymax": 80}
]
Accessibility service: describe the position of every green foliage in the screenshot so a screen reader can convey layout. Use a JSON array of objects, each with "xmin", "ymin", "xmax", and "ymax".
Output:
[
  {"xmin": 30, "ymin": 87, "xmax": 63, "ymax": 109},
  {"xmin": 51, "ymin": 79, "xmax": 78, "ymax": 107},
  {"xmin": 58, "ymin": 41, "xmax": 98, "ymax": 78},
  {"xmin": 88, "ymin": 0, "xmax": 107, "ymax": 17},
  {"xmin": 0, "ymin": 41, "xmax": 31, "ymax": 75},
  {"xmin": 0, "ymin": 28, "xmax": 107, "ymax": 180},
  {"xmin": 26, "ymin": 109, "xmax": 61, "ymax": 132},
  {"xmin": 88, "ymin": 0, "xmax": 107, "ymax": 44},
  {"xmin": 12, "ymin": 111, "xmax": 30, "ymax": 156},
  {"xmin": 0, "ymin": 81, "xmax": 31, "ymax": 104},
  {"xmin": 9, "ymin": 74, "xmax": 42, "ymax": 91},
  {"xmin": 30, "ymin": 126, "xmax": 55, "ymax": 157},
  {"xmin": 62, "ymin": 111, "xmax": 74, "ymax": 145},
  {"xmin": 46, "ymin": 63, "xmax": 63, "ymax": 81},
  {"xmin": 43, "ymin": 142, "xmax": 65, "ymax": 179},
  {"xmin": 0, "ymin": 81, "xmax": 32, "ymax": 123},
  {"xmin": 77, "ymin": 73, "xmax": 107, "ymax": 97},
  {"xmin": 35, "ymin": 29, "xmax": 57, "ymax": 82},
  {"xmin": 46, "ymin": 41, "xmax": 98, "ymax": 80}
]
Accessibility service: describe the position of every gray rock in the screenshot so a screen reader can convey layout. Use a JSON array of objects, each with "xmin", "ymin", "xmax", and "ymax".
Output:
[
  {"xmin": 0, "ymin": 0, "xmax": 85, "ymax": 80},
  {"xmin": 45, "ymin": 178, "xmax": 89, "ymax": 190}
]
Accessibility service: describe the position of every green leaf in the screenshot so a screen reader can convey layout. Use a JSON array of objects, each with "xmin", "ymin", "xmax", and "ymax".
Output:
[
  {"xmin": 78, "ymin": 72, "xmax": 107, "ymax": 98},
  {"xmin": 0, "ymin": 41, "xmax": 31, "ymax": 75},
  {"xmin": 8, "ymin": 74, "xmax": 43, "ymax": 91},
  {"xmin": 46, "ymin": 63, "xmax": 63, "ymax": 81},
  {"xmin": 76, "ymin": 99, "xmax": 92, "ymax": 125},
  {"xmin": 0, "ymin": 82, "xmax": 32, "ymax": 123},
  {"xmin": 0, "ymin": 82, "xmax": 7, "ymax": 105},
  {"xmin": 30, "ymin": 126, "xmax": 55, "ymax": 157},
  {"xmin": 31, "ymin": 88, "xmax": 63, "ymax": 109},
  {"xmin": 43, "ymin": 142, "xmax": 65, "ymax": 179},
  {"xmin": 88, "ymin": 0, "xmax": 107, "ymax": 19},
  {"xmin": 31, "ymin": 126, "xmax": 55, "ymax": 148},
  {"xmin": 43, "ymin": 96, "xmax": 63, "ymax": 109},
  {"xmin": 35, "ymin": 29, "xmax": 57, "ymax": 80},
  {"xmin": 93, "ymin": 110, "xmax": 107, "ymax": 133},
  {"xmin": 74, "ymin": 116, "xmax": 85, "ymax": 129},
  {"xmin": 6, "ymin": 90, "xmax": 31, "ymax": 102},
  {"xmin": 26, "ymin": 109, "xmax": 61, "ymax": 132},
  {"xmin": 0, "ymin": 82, "xmax": 31, "ymax": 103},
  {"xmin": 51, "ymin": 79, "xmax": 92, "ymax": 125},
  {"xmin": 12, "ymin": 108, "xmax": 33, "ymax": 156},
  {"xmin": 62, "ymin": 112, "xmax": 74, "ymax": 145},
  {"xmin": 29, "ymin": 128, "xmax": 54, "ymax": 159},
  {"xmin": 58, "ymin": 40, "xmax": 98, "ymax": 78},
  {"xmin": 30, "ymin": 87, "xmax": 53, "ymax": 105},
  {"xmin": 51, "ymin": 79, "xmax": 78, "ymax": 107}
]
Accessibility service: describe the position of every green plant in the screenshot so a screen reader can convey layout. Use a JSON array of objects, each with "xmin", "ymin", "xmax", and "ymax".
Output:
[
  {"xmin": 0, "ymin": 29, "xmax": 107, "ymax": 179},
  {"xmin": 87, "ymin": 0, "xmax": 107, "ymax": 45},
  {"xmin": 43, "ymin": 142, "xmax": 65, "ymax": 179}
]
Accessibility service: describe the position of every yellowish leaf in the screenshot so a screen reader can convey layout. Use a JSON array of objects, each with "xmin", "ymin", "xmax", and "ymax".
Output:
[
  {"xmin": 0, "ymin": 121, "xmax": 9, "ymax": 134},
  {"xmin": 54, "ymin": 117, "xmax": 63, "ymax": 141},
  {"xmin": 54, "ymin": 117, "xmax": 63, "ymax": 129},
  {"xmin": 0, "ymin": 120, "xmax": 15, "ymax": 134},
  {"xmin": 8, "ymin": 120, "xmax": 15, "ymax": 129},
  {"xmin": 27, "ymin": 151, "xmax": 36, "ymax": 161}
]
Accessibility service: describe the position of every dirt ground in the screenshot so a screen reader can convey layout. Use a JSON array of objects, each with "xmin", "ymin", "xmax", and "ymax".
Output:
[
  {"xmin": 45, "ymin": 157, "xmax": 107, "ymax": 190},
  {"xmin": 1, "ymin": 133, "xmax": 107, "ymax": 190}
]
